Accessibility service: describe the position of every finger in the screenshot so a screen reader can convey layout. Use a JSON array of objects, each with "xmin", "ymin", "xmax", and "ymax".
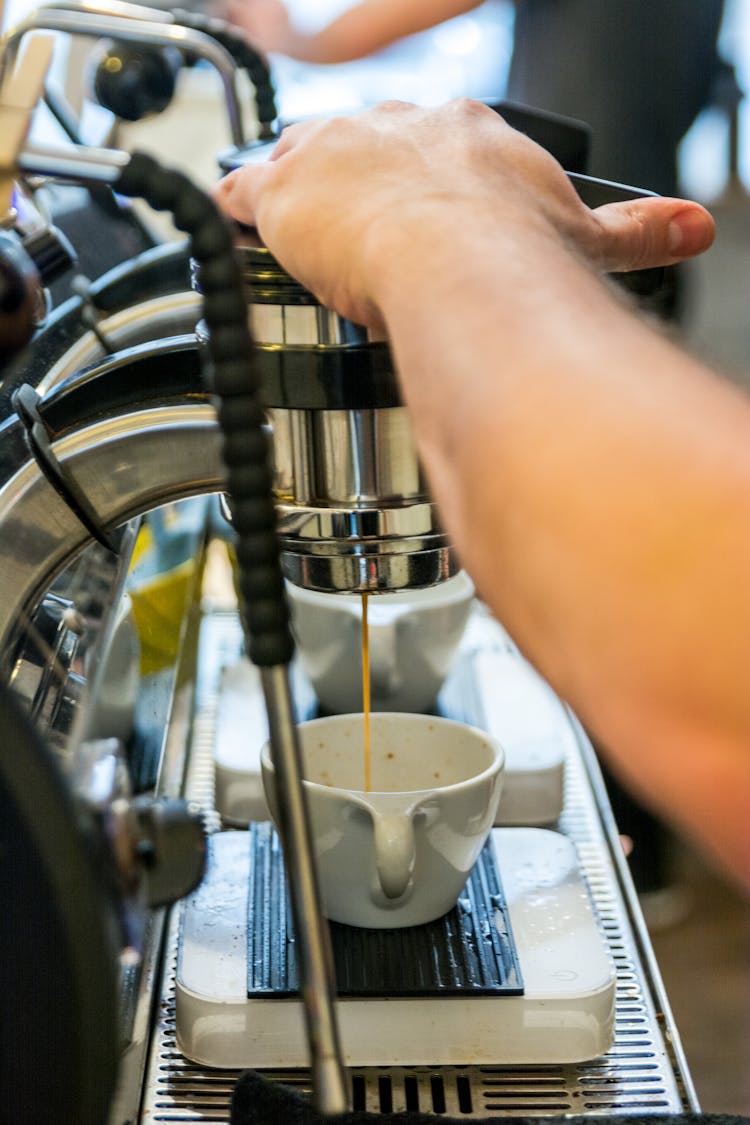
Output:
[
  {"xmin": 212, "ymin": 164, "xmax": 274, "ymax": 225},
  {"xmin": 267, "ymin": 119, "xmax": 319, "ymax": 161},
  {"xmin": 590, "ymin": 197, "xmax": 715, "ymax": 272}
]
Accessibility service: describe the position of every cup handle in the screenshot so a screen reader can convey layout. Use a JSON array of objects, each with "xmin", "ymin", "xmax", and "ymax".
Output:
[{"xmin": 372, "ymin": 811, "xmax": 416, "ymax": 899}]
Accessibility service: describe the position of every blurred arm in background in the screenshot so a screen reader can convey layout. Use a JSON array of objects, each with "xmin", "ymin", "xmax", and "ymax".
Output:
[{"xmin": 223, "ymin": 0, "xmax": 483, "ymax": 64}]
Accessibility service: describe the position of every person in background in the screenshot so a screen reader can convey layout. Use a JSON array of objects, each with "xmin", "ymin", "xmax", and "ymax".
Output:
[
  {"xmin": 226, "ymin": 0, "xmax": 724, "ymax": 192},
  {"xmin": 223, "ymin": 0, "xmax": 484, "ymax": 65},
  {"xmin": 215, "ymin": 100, "xmax": 750, "ymax": 897},
  {"xmin": 508, "ymin": 0, "xmax": 725, "ymax": 198}
]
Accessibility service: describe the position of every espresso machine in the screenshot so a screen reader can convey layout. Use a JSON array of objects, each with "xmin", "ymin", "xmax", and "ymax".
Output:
[{"xmin": 0, "ymin": 7, "xmax": 699, "ymax": 1121}]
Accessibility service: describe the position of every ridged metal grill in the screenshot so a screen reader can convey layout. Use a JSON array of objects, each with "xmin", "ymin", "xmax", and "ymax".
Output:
[{"xmin": 138, "ymin": 610, "xmax": 694, "ymax": 1121}]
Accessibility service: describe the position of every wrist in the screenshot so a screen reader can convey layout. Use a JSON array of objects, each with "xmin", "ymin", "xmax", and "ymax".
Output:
[{"xmin": 360, "ymin": 197, "xmax": 564, "ymax": 328}]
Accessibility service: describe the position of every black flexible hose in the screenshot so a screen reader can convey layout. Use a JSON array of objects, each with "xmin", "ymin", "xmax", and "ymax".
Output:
[
  {"xmin": 173, "ymin": 8, "xmax": 279, "ymax": 138},
  {"xmin": 112, "ymin": 151, "xmax": 293, "ymax": 667}
]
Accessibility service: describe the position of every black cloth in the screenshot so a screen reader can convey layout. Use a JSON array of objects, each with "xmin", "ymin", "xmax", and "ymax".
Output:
[
  {"xmin": 231, "ymin": 1071, "xmax": 749, "ymax": 1125},
  {"xmin": 507, "ymin": 0, "xmax": 725, "ymax": 195}
]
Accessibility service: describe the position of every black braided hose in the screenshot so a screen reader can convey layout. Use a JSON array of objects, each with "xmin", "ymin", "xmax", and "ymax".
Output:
[
  {"xmin": 112, "ymin": 151, "xmax": 293, "ymax": 667},
  {"xmin": 173, "ymin": 8, "xmax": 279, "ymax": 137}
]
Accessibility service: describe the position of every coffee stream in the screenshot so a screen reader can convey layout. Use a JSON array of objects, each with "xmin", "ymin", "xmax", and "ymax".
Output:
[{"xmin": 361, "ymin": 593, "xmax": 372, "ymax": 791}]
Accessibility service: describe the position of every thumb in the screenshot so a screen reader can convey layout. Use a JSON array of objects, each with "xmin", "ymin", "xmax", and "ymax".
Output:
[{"xmin": 590, "ymin": 197, "xmax": 715, "ymax": 272}]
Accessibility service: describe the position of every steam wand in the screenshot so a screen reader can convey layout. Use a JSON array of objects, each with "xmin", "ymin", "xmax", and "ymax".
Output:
[{"xmin": 12, "ymin": 138, "xmax": 349, "ymax": 1114}]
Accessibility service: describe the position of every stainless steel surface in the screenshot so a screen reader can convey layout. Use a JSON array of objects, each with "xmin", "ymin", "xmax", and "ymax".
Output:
[
  {"xmin": 280, "ymin": 542, "xmax": 456, "ymax": 594},
  {"xmin": 279, "ymin": 404, "xmax": 417, "ymax": 506},
  {"xmin": 108, "ymin": 514, "xmax": 210, "ymax": 1125},
  {"xmin": 250, "ymin": 302, "xmax": 369, "ymax": 347},
  {"xmin": 37, "ymin": 292, "xmax": 200, "ymax": 394},
  {"xmin": 260, "ymin": 664, "xmax": 348, "ymax": 1116},
  {"xmin": 19, "ymin": 138, "xmax": 131, "ymax": 184},
  {"xmin": 9, "ymin": 592, "xmax": 80, "ymax": 722},
  {"xmin": 277, "ymin": 501, "xmax": 443, "ymax": 541},
  {"xmin": 0, "ymin": 379, "xmax": 450, "ymax": 673},
  {"xmin": 267, "ymin": 407, "xmax": 314, "ymax": 504},
  {"xmin": 312, "ymin": 408, "xmax": 422, "ymax": 505},
  {"xmin": 268, "ymin": 404, "xmax": 454, "ymax": 591},
  {"xmin": 2, "ymin": 9, "xmax": 245, "ymax": 146},
  {"xmin": 7, "ymin": 525, "xmax": 140, "ymax": 755},
  {"xmin": 138, "ymin": 609, "xmax": 697, "ymax": 1120},
  {"xmin": 0, "ymin": 401, "xmax": 222, "ymax": 657},
  {"xmin": 230, "ymin": 237, "xmax": 455, "ymax": 594},
  {"xmin": 275, "ymin": 495, "xmax": 454, "ymax": 593}
]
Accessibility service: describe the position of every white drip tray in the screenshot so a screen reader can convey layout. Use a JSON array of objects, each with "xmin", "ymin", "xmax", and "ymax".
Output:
[
  {"xmin": 214, "ymin": 649, "xmax": 567, "ymax": 827},
  {"xmin": 176, "ymin": 828, "xmax": 615, "ymax": 1069}
]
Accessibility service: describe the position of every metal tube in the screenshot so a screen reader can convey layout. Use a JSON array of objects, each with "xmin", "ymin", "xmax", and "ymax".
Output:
[
  {"xmin": 2, "ymin": 9, "xmax": 244, "ymax": 145},
  {"xmin": 260, "ymin": 663, "xmax": 349, "ymax": 1115},
  {"xmin": 19, "ymin": 139, "xmax": 130, "ymax": 184}
]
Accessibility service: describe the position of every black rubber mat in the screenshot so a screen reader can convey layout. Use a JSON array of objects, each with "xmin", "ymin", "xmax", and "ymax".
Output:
[{"xmin": 247, "ymin": 822, "xmax": 523, "ymax": 998}]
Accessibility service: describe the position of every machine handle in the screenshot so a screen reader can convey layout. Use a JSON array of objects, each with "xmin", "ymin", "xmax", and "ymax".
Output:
[
  {"xmin": 566, "ymin": 172, "xmax": 668, "ymax": 299},
  {"xmin": 567, "ymin": 170, "xmax": 657, "ymax": 208}
]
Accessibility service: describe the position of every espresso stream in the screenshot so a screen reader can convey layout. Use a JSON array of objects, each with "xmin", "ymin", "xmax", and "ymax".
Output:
[{"xmin": 361, "ymin": 593, "xmax": 372, "ymax": 791}]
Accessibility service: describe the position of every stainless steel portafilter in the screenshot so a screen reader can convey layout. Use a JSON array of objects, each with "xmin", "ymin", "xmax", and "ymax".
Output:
[{"xmin": 201, "ymin": 227, "xmax": 458, "ymax": 595}]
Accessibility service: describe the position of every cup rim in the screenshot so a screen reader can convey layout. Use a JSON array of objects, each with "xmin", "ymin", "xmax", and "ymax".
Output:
[{"xmin": 260, "ymin": 711, "xmax": 504, "ymax": 798}]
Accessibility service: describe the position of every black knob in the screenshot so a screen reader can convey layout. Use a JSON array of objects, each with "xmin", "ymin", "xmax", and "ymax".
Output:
[
  {"xmin": 130, "ymin": 796, "xmax": 207, "ymax": 907},
  {"xmin": 22, "ymin": 224, "xmax": 77, "ymax": 286},
  {"xmin": 92, "ymin": 44, "xmax": 182, "ymax": 122},
  {"xmin": 0, "ymin": 230, "xmax": 41, "ymax": 360}
]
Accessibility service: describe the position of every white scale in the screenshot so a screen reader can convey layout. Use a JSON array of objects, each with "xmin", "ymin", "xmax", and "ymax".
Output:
[
  {"xmin": 176, "ymin": 605, "xmax": 616, "ymax": 1071},
  {"xmin": 176, "ymin": 829, "xmax": 615, "ymax": 1069}
]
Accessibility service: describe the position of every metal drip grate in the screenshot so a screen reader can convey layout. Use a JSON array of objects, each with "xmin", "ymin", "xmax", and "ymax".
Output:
[{"xmin": 138, "ymin": 609, "xmax": 693, "ymax": 1121}]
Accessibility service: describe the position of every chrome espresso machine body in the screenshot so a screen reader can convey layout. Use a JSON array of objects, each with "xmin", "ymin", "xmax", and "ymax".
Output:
[{"xmin": 0, "ymin": 9, "xmax": 699, "ymax": 1122}]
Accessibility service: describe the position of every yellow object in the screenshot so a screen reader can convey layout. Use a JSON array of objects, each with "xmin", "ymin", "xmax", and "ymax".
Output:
[{"xmin": 128, "ymin": 521, "xmax": 199, "ymax": 676}]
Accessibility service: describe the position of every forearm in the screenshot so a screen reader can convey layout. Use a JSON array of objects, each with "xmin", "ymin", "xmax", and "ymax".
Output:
[
  {"xmin": 370, "ymin": 209, "xmax": 750, "ymax": 884},
  {"xmin": 285, "ymin": 0, "xmax": 482, "ymax": 64}
]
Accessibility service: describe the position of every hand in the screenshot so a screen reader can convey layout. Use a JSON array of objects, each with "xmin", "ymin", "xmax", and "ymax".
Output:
[{"xmin": 214, "ymin": 100, "xmax": 715, "ymax": 327}]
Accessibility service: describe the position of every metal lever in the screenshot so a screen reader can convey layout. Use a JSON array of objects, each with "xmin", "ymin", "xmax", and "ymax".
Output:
[
  {"xmin": 1, "ymin": 8, "xmax": 245, "ymax": 145},
  {"xmin": 567, "ymin": 169, "xmax": 657, "ymax": 207}
]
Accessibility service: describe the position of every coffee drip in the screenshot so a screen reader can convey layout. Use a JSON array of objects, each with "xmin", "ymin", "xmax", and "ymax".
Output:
[{"xmin": 361, "ymin": 593, "xmax": 372, "ymax": 792}]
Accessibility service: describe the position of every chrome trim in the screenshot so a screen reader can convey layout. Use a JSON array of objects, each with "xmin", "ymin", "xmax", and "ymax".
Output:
[
  {"xmin": 0, "ymin": 402, "xmax": 222, "ymax": 656},
  {"xmin": 280, "ymin": 546, "xmax": 456, "ymax": 594},
  {"xmin": 276, "ymin": 500, "xmax": 442, "ymax": 541},
  {"xmin": 311, "ymin": 407, "xmax": 423, "ymax": 505},
  {"xmin": 249, "ymin": 302, "xmax": 370, "ymax": 347},
  {"xmin": 36, "ymin": 291, "xmax": 201, "ymax": 395}
]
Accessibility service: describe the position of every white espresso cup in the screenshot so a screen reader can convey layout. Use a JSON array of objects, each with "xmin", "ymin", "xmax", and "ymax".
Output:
[
  {"xmin": 285, "ymin": 572, "xmax": 475, "ymax": 714},
  {"xmin": 261, "ymin": 712, "xmax": 504, "ymax": 928}
]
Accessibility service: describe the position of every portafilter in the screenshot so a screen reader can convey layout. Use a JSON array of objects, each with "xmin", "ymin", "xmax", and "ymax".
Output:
[{"xmin": 198, "ymin": 225, "xmax": 455, "ymax": 595}]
